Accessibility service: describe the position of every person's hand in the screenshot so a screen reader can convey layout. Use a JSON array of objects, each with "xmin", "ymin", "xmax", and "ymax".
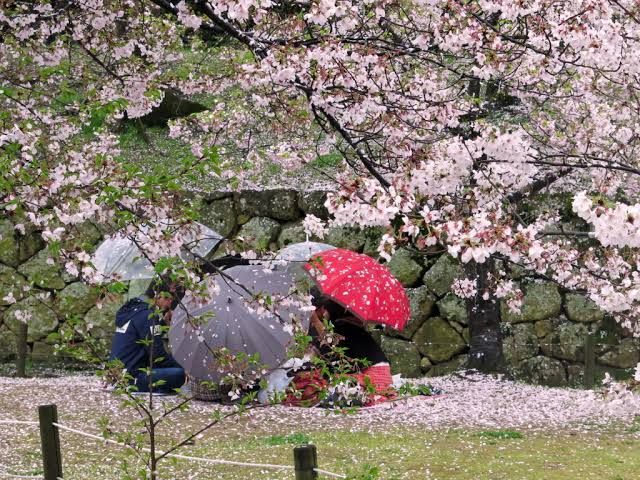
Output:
[{"xmin": 310, "ymin": 310, "xmax": 326, "ymax": 336}]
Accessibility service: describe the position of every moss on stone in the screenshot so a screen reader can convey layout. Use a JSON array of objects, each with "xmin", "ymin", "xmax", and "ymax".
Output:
[
  {"xmin": 413, "ymin": 316, "xmax": 467, "ymax": 362},
  {"xmin": 501, "ymin": 282, "xmax": 561, "ymax": 323}
]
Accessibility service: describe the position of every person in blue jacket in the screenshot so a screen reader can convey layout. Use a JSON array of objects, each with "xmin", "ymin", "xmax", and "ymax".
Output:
[{"xmin": 110, "ymin": 277, "xmax": 185, "ymax": 393}]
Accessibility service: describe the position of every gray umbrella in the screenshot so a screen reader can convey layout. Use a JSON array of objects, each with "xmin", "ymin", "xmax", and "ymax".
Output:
[{"xmin": 168, "ymin": 264, "xmax": 310, "ymax": 382}]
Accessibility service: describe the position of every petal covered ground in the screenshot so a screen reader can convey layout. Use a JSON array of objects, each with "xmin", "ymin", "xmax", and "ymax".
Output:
[{"xmin": 1, "ymin": 373, "xmax": 639, "ymax": 479}]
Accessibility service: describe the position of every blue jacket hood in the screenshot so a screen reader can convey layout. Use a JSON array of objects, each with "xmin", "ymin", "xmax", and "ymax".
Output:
[{"xmin": 115, "ymin": 297, "xmax": 149, "ymax": 328}]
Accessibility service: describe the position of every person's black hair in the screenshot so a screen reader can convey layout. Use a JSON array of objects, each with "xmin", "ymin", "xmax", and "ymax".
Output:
[
  {"xmin": 144, "ymin": 275, "xmax": 186, "ymax": 310},
  {"xmin": 310, "ymin": 286, "xmax": 323, "ymax": 306},
  {"xmin": 309, "ymin": 285, "xmax": 348, "ymax": 319}
]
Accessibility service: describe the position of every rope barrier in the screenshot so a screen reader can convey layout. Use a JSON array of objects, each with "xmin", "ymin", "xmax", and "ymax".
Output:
[
  {"xmin": 52, "ymin": 422, "xmax": 348, "ymax": 477},
  {"xmin": 0, "ymin": 471, "xmax": 42, "ymax": 479},
  {"xmin": 385, "ymin": 341, "xmax": 636, "ymax": 348},
  {"xmin": 53, "ymin": 422, "xmax": 139, "ymax": 451},
  {"xmin": 0, "ymin": 420, "xmax": 39, "ymax": 426},
  {"xmin": 2, "ymin": 418, "xmax": 347, "ymax": 477},
  {"xmin": 314, "ymin": 467, "xmax": 347, "ymax": 478},
  {"xmin": 161, "ymin": 452, "xmax": 294, "ymax": 471}
]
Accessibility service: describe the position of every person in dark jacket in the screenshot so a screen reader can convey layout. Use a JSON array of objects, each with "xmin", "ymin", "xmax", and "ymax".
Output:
[
  {"xmin": 110, "ymin": 277, "xmax": 185, "ymax": 393},
  {"xmin": 308, "ymin": 289, "xmax": 388, "ymax": 366}
]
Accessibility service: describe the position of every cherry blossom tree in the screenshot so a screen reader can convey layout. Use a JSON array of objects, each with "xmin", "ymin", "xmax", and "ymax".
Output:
[
  {"xmin": 4, "ymin": 0, "xmax": 640, "ymax": 378},
  {"xmin": 5, "ymin": 1, "xmax": 640, "ymax": 478},
  {"xmin": 158, "ymin": 0, "xmax": 640, "ymax": 371}
]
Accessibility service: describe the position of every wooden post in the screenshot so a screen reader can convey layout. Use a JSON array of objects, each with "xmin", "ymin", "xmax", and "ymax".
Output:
[
  {"xmin": 15, "ymin": 322, "xmax": 28, "ymax": 378},
  {"xmin": 584, "ymin": 333, "xmax": 596, "ymax": 389},
  {"xmin": 39, "ymin": 404, "xmax": 63, "ymax": 480},
  {"xmin": 293, "ymin": 444, "xmax": 318, "ymax": 480}
]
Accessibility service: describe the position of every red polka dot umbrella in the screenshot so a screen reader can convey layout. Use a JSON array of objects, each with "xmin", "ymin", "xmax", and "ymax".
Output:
[{"xmin": 303, "ymin": 248, "xmax": 410, "ymax": 331}]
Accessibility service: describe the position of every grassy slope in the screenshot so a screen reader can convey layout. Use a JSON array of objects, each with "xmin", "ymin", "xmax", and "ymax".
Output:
[{"xmin": 117, "ymin": 123, "xmax": 342, "ymax": 193}]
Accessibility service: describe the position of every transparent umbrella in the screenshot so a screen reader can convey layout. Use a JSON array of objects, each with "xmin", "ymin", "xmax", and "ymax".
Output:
[
  {"xmin": 275, "ymin": 241, "xmax": 335, "ymax": 262},
  {"xmin": 168, "ymin": 264, "xmax": 311, "ymax": 382},
  {"xmin": 93, "ymin": 222, "xmax": 221, "ymax": 281}
]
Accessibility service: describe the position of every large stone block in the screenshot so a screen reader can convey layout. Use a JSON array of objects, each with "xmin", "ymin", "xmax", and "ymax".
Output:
[
  {"xmin": 437, "ymin": 293, "xmax": 468, "ymax": 325},
  {"xmin": 17, "ymin": 249, "xmax": 66, "ymax": 290},
  {"xmin": 413, "ymin": 316, "xmax": 467, "ymax": 362},
  {"xmin": 198, "ymin": 196, "xmax": 237, "ymax": 238},
  {"xmin": 501, "ymin": 282, "xmax": 561, "ymax": 323},
  {"xmin": 420, "ymin": 356, "xmax": 432, "ymax": 373},
  {"xmin": 362, "ymin": 227, "xmax": 385, "ymax": 257},
  {"xmin": 140, "ymin": 89, "xmax": 208, "ymax": 125},
  {"xmin": 277, "ymin": 221, "xmax": 307, "ymax": 248},
  {"xmin": 126, "ymin": 279, "xmax": 151, "ymax": 300},
  {"xmin": 4, "ymin": 295, "xmax": 58, "ymax": 341},
  {"xmin": 534, "ymin": 319, "xmax": 554, "ymax": 338},
  {"xmin": 385, "ymin": 286, "xmax": 435, "ymax": 340},
  {"xmin": 598, "ymin": 338, "xmax": 640, "ymax": 369},
  {"xmin": 56, "ymin": 282, "xmax": 100, "ymax": 317},
  {"xmin": 324, "ymin": 226, "xmax": 366, "ymax": 252},
  {"xmin": 0, "ymin": 325, "xmax": 16, "ymax": 360},
  {"xmin": 237, "ymin": 217, "xmax": 281, "ymax": 251},
  {"xmin": 379, "ymin": 336, "xmax": 422, "ymax": 377},
  {"xmin": 84, "ymin": 296, "xmax": 124, "ymax": 339},
  {"xmin": 564, "ymin": 294, "xmax": 604, "ymax": 323},
  {"xmin": 422, "ymin": 255, "xmax": 464, "ymax": 297},
  {"xmin": 592, "ymin": 316, "xmax": 628, "ymax": 355},
  {"xmin": 298, "ymin": 191, "xmax": 329, "ymax": 219},
  {"xmin": 425, "ymin": 354, "xmax": 469, "ymax": 377},
  {"xmin": 386, "ymin": 249, "xmax": 424, "ymax": 287},
  {"xmin": 31, "ymin": 342, "xmax": 55, "ymax": 360},
  {"xmin": 566, "ymin": 364, "xmax": 585, "ymax": 387},
  {"xmin": 237, "ymin": 189, "xmax": 301, "ymax": 221},
  {"xmin": 540, "ymin": 321, "xmax": 589, "ymax": 362},
  {"xmin": 502, "ymin": 323, "xmax": 539, "ymax": 364},
  {"xmin": 514, "ymin": 356, "xmax": 567, "ymax": 387},
  {"xmin": 0, "ymin": 219, "xmax": 44, "ymax": 267},
  {"xmin": 60, "ymin": 221, "xmax": 103, "ymax": 252},
  {"xmin": 0, "ymin": 264, "xmax": 29, "ymax": 306}
]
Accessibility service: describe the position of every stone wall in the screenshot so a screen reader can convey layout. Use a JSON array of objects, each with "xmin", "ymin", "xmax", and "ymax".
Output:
[{"xmin": 1, "ymin": 189, "xmax": 639, "ymax": 385}]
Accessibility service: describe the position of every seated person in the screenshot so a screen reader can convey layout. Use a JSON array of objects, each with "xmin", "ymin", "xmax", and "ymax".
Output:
[
  {"xmin": 308, "ymin": 295, "xmax": 392, "ymax": 394},
  {"xmin": 110, "ymin": 277, "xmax": 186, "ymax": 393},
  {"xmin": 309, "ymin": 303, "xmax": 388, "ymax": 365}
]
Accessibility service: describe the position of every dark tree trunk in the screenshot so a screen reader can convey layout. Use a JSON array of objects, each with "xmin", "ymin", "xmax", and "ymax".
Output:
[
  {"xmin": 465, "ymin": 259, "xmax": 505, "ymax": 372},
  {"xmin": 15, "ymin": 322, "xmax": 28, "ymax": 378}
]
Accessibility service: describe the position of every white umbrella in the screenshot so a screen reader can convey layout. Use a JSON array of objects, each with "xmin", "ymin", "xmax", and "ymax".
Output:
[{"xmin": 93, "ymin": 222, "xmax": 221, "ymax": 281}]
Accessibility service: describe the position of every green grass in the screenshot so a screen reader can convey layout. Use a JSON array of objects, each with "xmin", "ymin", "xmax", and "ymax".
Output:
[
  {"xmin": 117, "ymin": 124, "xmax": 196, "ymax": 170},
  {"xmin": 115, "ymin": 124, "xmax": 338, "ymax": 192},
  {"xmin": 477, "ymin": 429, "xmax": 524, "ymax": 440},
  {"xmin": 311, "ymin": 152, "xmax": 344, "ymax": 168},
  {"xmin": 5, "ymin": 424, "xmax": 640, "ymax": 479},
  {"xmin": 626, "ymin": 415, "xmax": 640, "ymax": 433},
  {"xmin": 263, "ymin": 432, "xmax": 311, "ymax": 446}
]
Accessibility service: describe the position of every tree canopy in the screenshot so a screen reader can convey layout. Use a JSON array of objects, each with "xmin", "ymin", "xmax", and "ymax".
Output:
[{"xmin": 3, "ymin": 0, "xmax": 640, "ymax": 343}]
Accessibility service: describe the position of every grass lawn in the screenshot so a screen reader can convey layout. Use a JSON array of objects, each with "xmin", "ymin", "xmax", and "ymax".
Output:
[
  {"xmin": 5, "ymin": 423, "xmax": 640, "ymax": 479},
  {"xmin": 1, "ymin": 372, "xmax": 639, "ymax": 479}
]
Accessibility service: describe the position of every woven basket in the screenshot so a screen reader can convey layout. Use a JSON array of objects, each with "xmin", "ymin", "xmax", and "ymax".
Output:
[{"xmin": 188, "ymin": 377, "xmax": 223, "ymax": 402}]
